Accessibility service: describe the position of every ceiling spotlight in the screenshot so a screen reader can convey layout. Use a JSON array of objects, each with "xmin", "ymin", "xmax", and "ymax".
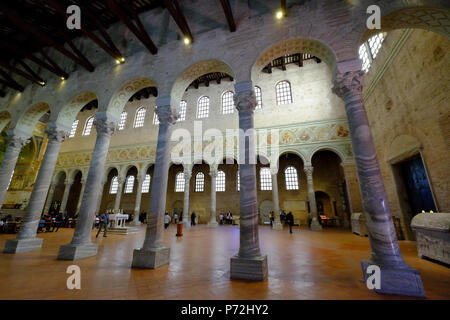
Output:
[
  {"xmin": 119, "ymin": 57, "xmax": 125, "ymax": 63},
  {"xmin": 60, "ymin": 77, "xmax": 65, "ymax": 81},
  {"xmin": 115, "ymin": 59, "xmax": 121, "ymax": 64},
  {"xmin": 184, "ymin": 37, "xmax": 191, "ymax": 45},
  {"xmin": 40, "ymin": 81, "xmax": 46, "ymax": 86},
  {"xmin": 276, "ymin": 10, "xmax": 284, "ymax": 19}
]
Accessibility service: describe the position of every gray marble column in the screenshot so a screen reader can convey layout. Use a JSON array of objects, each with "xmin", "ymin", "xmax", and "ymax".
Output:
[
  {"xmin": 0, "ymin": 131, "xmax": 30, "ymax": 208},
  {"xmin": 95, "ymin": 179, "xmax": 106, "ymax": 215},
  {"xmin": 4, "ymin": 125, "xmax": 67, "ymax": 253},
  {"xmin": 58, "ymin": 112, "xmax": 116, "ymax": 260},
  {"xmin": 75, "ymin": 179, "xmax": 86, "ymax": 215},
  {"xmin": 333, "ymin": 70, "xmax": 425, "ymax": 297},
  {"xmin": 270, "ymin": 167, "xmax": 283, "ymax": 230},
  {"xmin": 182, "ymin": 166, "xmax": 192, "ymax": 227},
  {"xmin": 131, "ymin": 175, "xmax": 143, "ymax": 226},
  {"xmin": 230, "ymin": 81, "xmax": 267, "ymax": 281},
  {"xmin": 132, "ymin": 97, "xmax": 177, "ymax": 269},
  {"xmin": 43, "ymin": 183, "xmax": 56, "ymax": 215},
  {"xmin": 208, "ymin": 167, "xmax": 218, "ymax": 228},
  {"xmin": 114, "ymin": 177, "xmax": 124, "ymax": 212},
  {"xmin": 60, "ymin": 179, "xmax": 74, "ymax": 213},
  {"xmin": 304, "ymin": 165, "xmax": 322, "ymax": 231}
]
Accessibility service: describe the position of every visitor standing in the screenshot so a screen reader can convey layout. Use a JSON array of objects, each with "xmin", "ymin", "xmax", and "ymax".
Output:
[
  {"xmin": 191, "ymin": 212, "xmax": 196, "ymax": 226},
  {"xmin": 96, "ymin": 211, "xmax": 109, "ymax": 238},
  {"xmin": 173, "ymin": 212, "xmax": 178, "ymax": 224},
  {"xmin": 286, "ymin": 211, "xmax": 294, "ymax": 234},
  {"xmin": 164, "ymin": 212, "xmax": 171, "ymax": 229}
]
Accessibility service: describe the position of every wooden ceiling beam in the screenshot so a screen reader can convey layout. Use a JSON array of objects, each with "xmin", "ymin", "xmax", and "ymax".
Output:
[
  {"xmin": 106, "ymin": 0, "xmax": 158, "ymax": 54},
  {"xmin": 281, "ymin": 0, "xmax": 287, "ymax": 15},
  {"xmin": 163, "ymin": 0, "xmax": 193, "ymax": 41},
  {"xmin": 44, "ymin": 0, "xmax": 123, "ymax": 60},
  {"xmin": 0, "ymin": 4, "xmax": 95, "ymax": 72},
  {"xmin": 0, "ymin": 61, "xmax": 45, "ymax": 86},
  {"xmin": 219, "ymin": 0, "xmax": 236, "ymax": 32},
  {"xmin": 0, "ymin": 70, "xmax": 24, "ymax": 92}
]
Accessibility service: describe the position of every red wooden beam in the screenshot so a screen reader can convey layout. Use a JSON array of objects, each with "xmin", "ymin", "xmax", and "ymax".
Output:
[
  {"xmin": 0, "ymin": 61, "xmax": 44, "ymax": 86},
  {"xmin": 219, "ymin": 0, "xmax": 236, "ymax": 32}
]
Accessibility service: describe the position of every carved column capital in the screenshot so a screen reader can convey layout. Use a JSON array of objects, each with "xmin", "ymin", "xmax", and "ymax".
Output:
[
  {"xmin": 209, "ymin": 168, "xmax": 218, "ymax": 178},
  {"xmin": 94, "ymin": 118, "xmax": 116, "ymax": 136},
  {"xmin": 303, "ymin": 165, "xmax": 314, "ymax": 178},
  {"xmin": 6, "ymin": 134, "xmax": 30, "ymax": 149},
  {"xmin": 332, "ymin": 70, "xmax": 365, "ymax": 99},
  {"xmin": 184, "ymin": 170, "xmax": 192, "ymax": 180},
  {"xmin": 234, "ymin": 90, "xmax": 257, "ymax": 114},
  {"xmin": 65, "ymin": 178, "xmax": 74, "ymax": 186},
  {"xmin": 156, "ymin": 104, "xmax": 177, "ymax": 125},
  {"xmin": 45, "ymin": 127, "xmax": 68, "ymax": 143}
]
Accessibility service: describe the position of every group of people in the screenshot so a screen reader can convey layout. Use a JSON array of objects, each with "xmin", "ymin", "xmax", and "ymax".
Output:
[
  {"xmin": 38, "ymin": 212, "xmax": 64, "ymax": 233},
  {"xmin": 0, "ymin": 214, "xmax": 15, "ymax": 233},
  {"xmin": 219, "ymin": 212, "xmax": 234, "ymax": 225},
  {"xmin": 268, "ymin": 210, "xmax": 295, "ymax": 234}
]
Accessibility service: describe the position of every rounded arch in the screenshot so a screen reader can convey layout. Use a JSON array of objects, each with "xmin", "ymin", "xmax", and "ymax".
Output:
[
  {"xmin": 103, "ymin": 166, "xmax": 120, "ymax": 182},
  {"xmin": 361, "ymin": 6, "xmax": 450, "ymax": 44},
  {"xmin": 309, "ymin": 146, "xmax": 345, "ymax": 164},
  {"xmin": 251, "ymin": 38, "xmax": 338, "ymax": 80},
  {"xmin": 278, "ymin": 149, "xmax": 307, "ymax": 164},
  {"xmin": 107, "ymin": 77, "xmax": 157, "ymax": 119},
  {"xmin": 69, "ymin": 169, "xmax": 83, "ymax": 181},
  {"xmin": 170, "ymin": 59, "xmax": 235, "ymax": 104},
  {"xmin": 0, "ymin": 110, "xmax": 11, "ymax": 132},
  {"xmin": 56, "ymin": 91, "xmax": 97, "ymax": 128},
  {"xmin": 15, "ymin": 102, "xmax": 51, "ymax": 135},
  {"xmin": 52, "ymin": 170, "xmax": 67, "ymax": 184},
  {"xmin": 143, "ymin": 162, "xmax": 155, "ymax": 174}
]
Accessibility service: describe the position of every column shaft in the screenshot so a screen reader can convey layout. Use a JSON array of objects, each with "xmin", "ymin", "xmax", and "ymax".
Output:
[
  {"xmin": 304, "ymin": 166, "xmax": 322, "ymax": 231},
  {"xmin": 60, "ymin": 181, "xmax": 73, "ymax": 213},
  {"xmin": 114, "ymin": 179, "xmax": 124, "ymax": 212},
  {"xmin": 43, "ymin": 184, "xmax": 56, "ymax": 215},
  {"xmin": 76, "ymin": 181, "xmax": 86, "ymax": 214},
  {"xmin": 271, "ymin": 172, "xmax": 282, "ymax": 230},
  {"xmin": 132, "ymin": 177, "xmax": 143, "ymax": 225},
  {"xmin": 182, "ymin": 170, "xmax": 191, "ymax": 226},
  {"xmin": 208, "ymin": 169, "xmax": 218, "ymax": 227}
]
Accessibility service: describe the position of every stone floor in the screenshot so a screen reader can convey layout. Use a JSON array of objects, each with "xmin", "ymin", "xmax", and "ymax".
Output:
[{"xmin": 0, "ymin": 225, "xmax": 448, "ymax": 300}]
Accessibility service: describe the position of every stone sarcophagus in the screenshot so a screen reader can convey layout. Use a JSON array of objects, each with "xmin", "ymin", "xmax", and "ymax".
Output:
[
  {"xmin": 351, "ymin": 212, "xmax": 368, "ymax": 236},
  {"xmin": 411, "ymin": 212, "xmax": 450, "ymax": 265}
]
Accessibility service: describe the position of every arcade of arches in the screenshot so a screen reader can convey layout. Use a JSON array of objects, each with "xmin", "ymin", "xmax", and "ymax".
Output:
[{"xmin": 0, "ymin": 1, "xmax": 449, "ymax": 300}]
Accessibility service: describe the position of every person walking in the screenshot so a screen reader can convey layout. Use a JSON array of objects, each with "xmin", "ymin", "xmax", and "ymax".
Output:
[
  {"xmin": 173, "ymin": 212, "xmax": 178, "ymax": 224},
  {"xmin": 96, "ymin": 211, "xmax": 109, "ymax": 238},
  {"xmin": 191, "ymin": 212, "xmax": 196, "ymax": 226},
  {"xmin": 164, "ymin": 212, "xmax": 171, "ymax": 229},
  {"xmin": 286, "ymin": 211, "xmax": 294, "ymax": 234}
]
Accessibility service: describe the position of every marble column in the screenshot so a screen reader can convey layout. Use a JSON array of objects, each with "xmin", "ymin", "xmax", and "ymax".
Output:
[
  {"xmin": 270, "ymin": 167, "xmax": 283, "ymax": 230},
  {"xmin": 208, "ymin": 167, "xmax": 218, "ymax": 228},
  {"xmin": 58, "ymin": 112, "xmax": 117, "ymax": 260},
  {"xmin": 131, "ymin": 175, "xmax": 144, "ymax": 226},
  {"xmin": 0, "ymin": 132, "xmax": 30, "ymax": 208},
  {"xmin": 114, "ymin": 177, "xmax": 124, "ymax": 212},
  {"xmin": 333, "ymin": 70, "xmax": 425, "ymax": 297},
  {"xmin": 182, "ymin": 166, "xmax": 192, "ymax": 227},
  {"xmin": 230, "ymin": 81, "xmax": 267, "ymax": 281},
  {"xmin": 95, "ymin": 179, "xmax": 107, "ymax": 215},
  {"xmin": 132, "ymin": 97, "xmax": 177, "ymax": 269},
  {"xmin": 43, "ymin": 183, "xmax": 56, "ymax": 215},
  {"xmin": 60, "ymin": 179, "xmax": 74, "ymax": 213},
  {"xmin": 4, "ymin": 125, "xmax": 67, "ymax": 253},
  {"xmin": 304, "ymin": 165, "xmax": 322, "ymax": 231},
  {"xmin": 75, "ymin": 179, "xmax": 86, "ymax": 214}
]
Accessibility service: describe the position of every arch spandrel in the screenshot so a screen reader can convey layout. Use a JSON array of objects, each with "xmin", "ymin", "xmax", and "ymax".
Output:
[
  {"xmin": 55, "ymin": 91, "xmax": 97, "ymax": 128},
  {"xmin": 13, "ymin": 102, "xmax": 51, "ymax": 136}
]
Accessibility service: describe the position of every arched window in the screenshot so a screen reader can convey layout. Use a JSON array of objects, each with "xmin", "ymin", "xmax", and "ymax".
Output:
[
  {"xmin": 237, "ymin": 171, "xmax": 240, "ymax": 191},
  {"xmin": 260, "ymin": 167, "xmax": 272, "ymax": 190},
  {"xmin": 69, "ymin": 120, "xmax": 79, "ymax": 138},
  {"xmin": 83, "ymin": 116, "xmax": 94, "ymax": 136},
  {"xmin": 124, "ymin": 175, "xmax": 135, "ymax": 193},
  {"xmin": 142, "ymin": 174, "xmax": 151, "ymax": 193},
  {"xmin": 134, "ymin": 107, "xmax": 146, "ymax": 128},
  {"xmin": 197, "ymin": 96, "xmax": 210, "ymax": 119},
  {"xmin": 275, "ymin": 81, "xmax": 293, "ymax": 105},
  {"xmin": 178, "ymin": 100, "xmax": 187, "ymax": 122},
  {"xmin": 118, "ymin": 111, "xmax": 127, "ymax": 130},
  {"xmin": 175, "ymin": 172, "xmax": 185, "ymax": 192},
  {"xmin": 7, "ymin": 170, "xmax": 14, "ymax": 190},
  {"xmin": 153, "ymin": 112, "xmax": 159, "ymax": 125},
  {"xmin": 216, "ymin": 170, "xmax": 226, "ymax": 192},
  {"xmin": 254, "ymin": 86, "xmax": 262, "ymax": 109},
  {"xmin": 284, "ymin": 166, "xmax": 299, "ymax": 190},
  {"xmin": 110, "ymin": 176, "xmax": 119, "ymax": 194},
  {"xmin": 359, "ymin": 32, "xmax": 386, "ymax": 72},
  {"xmin": 195, "ymin": 172, "xmax": 205, "ymax": 192},
  {"xmin": 222, "ymin": 91, "xmax": 234, "ymax": 114}
]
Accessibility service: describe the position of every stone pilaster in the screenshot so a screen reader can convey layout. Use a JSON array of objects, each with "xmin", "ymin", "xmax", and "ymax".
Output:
[
  {"xmin": 131, "ymin": 175, "xmax": 144, "ymax": 226},
  {"xmin": 208, "ymin": 167, "xmax": 218, "ymax": 228},
  {"xmin": 230, "ymin": 81, "xmax": 267, "ymax": 281},
  {"xmin": 4, "ymin": 125, "xmax": 67, "ymax": 254},
  {"xmin": 304, "ymin": 165, "xmax": 322, "ymax": 231},
  {"xmin": 182, "ymin": 166, "xmax": 192, "ymax": 227},
  {"xmin": 0, "ymin": 132, "xmax": 30, "ymax": 207},
  {"xmin": 132, "ymin": 97, "xmax": 177, "ymax": 269},
  {"xmin": 270, "ymin": 167, "xmax": 283, "ymax": 230},
  {"xmin": 114, "ymin": 177, "xmax": 124, "ymax": 212},
  {"xmin": 333, "ymin": 70, "xmax": 425, "ymax": 297},
  {"xmin": 58, "ymin": 112, "xmax": 117, "ymax": 260}
]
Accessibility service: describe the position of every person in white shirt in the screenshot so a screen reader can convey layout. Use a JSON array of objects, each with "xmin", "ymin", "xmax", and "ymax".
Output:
[
  {"xmin": 219, "ymin": 214, "xmax": 224, "ymax": 225},
  {"xmin": 164, "ymin": 212, "xmax": 171, "ymax": 229}
]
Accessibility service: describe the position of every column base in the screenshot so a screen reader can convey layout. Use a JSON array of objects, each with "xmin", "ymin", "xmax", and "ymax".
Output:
[
  {"xmin": 230, "ymin": 254, "xmax": 268, "ymax": 281},
  {"xmin": 57, "ymin": 243, "xmax": 98, "ymax": 260},
  {"xmin": 272, "ymin": 222, "xmax": 283, "ymax": 230},
  {"xmin": 3, "ymin": 238, "xmax": 43, "ymax": 254},
  {"xmin": 132, "ymin": 247, "xmax": 170, "ymax": 269},
  {"xmin": 207, "ymin": 221, "xmax": 218, "ymax": 228},
  {"xmin": 129, "ymin": 220, "xmax": 141, "ymax": 227},
  {"xmin": 183, "ymin": 221, "xmax": 191, "ymax": 228},
  {"xmin": 310, "ymin": 219, "xmax": 322, "ymax": 231},
  {"xmin": 361, "ymin": 260, "xmax": 426, "ymax": 298}
]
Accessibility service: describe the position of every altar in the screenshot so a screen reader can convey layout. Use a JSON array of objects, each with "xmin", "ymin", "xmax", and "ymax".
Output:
[{"xmin": 106, "ymin": 210, "xmax": 139, "ymax": 235}]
